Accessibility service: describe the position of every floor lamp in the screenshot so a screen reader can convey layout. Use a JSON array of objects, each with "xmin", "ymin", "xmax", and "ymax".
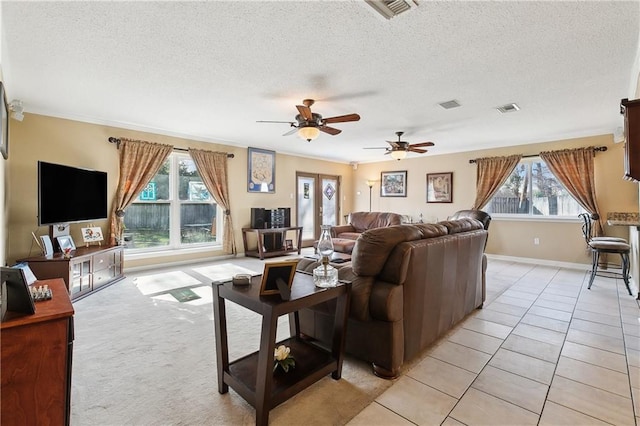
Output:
[{"xmin": 366, "ymin": 180, "xmax": 375, "ymax": 212}]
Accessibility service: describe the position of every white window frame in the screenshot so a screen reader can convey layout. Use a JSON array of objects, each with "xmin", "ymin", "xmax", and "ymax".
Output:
[
  {"xmin": 125, "ymin": 152, "xmax": 223, "ymax": 253},
  {"xmin": 486, "ymin": 157, "xmax": 586, "ymax": 221}
]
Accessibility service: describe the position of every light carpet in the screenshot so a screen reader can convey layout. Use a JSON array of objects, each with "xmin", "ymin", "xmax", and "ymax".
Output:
[{"xmin": 70, "ymin": 257, "xmax": 393, "ymax": 425}]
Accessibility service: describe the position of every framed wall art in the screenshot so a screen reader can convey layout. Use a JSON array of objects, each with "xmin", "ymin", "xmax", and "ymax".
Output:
[
  {"xmin": 426, "ymin": 172, "xmax": 453, "ymax": 203},
  {"xmin": 380, "ymin": 170, "xmax": 407, "ymax": 197},
  {"xmin": 1, "ymin": 81, "xmax": 8, "ymax": 160},
  {"xmin": 247, "ymin": 147, "xmax": 275, "ymax": 193}
]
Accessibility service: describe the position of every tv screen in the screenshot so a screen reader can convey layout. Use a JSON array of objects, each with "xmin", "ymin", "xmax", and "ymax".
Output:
[{"xmin": 38, "ymin": 161, "xmax": 108, "ymax": 226}]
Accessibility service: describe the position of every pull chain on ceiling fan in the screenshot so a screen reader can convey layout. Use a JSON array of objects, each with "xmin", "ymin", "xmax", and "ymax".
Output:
[{"xmin": 257, "ymin": 99, "xmax": 360, "ymax": 141}]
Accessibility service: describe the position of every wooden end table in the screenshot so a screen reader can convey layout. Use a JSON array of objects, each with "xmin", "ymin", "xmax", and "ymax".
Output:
[{"xmin": 212, "ymin": 272, "xmax": 351, "ymax": 426}]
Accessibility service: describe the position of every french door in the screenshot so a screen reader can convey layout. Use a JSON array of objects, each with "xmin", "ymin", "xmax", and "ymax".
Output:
[{"xmin": 296, "ymin": 172, "xmax": 341, "ymax": 247}]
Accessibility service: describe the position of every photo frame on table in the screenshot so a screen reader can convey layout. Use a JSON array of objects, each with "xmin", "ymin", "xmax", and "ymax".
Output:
[
  {"xmin": 426, "ymin": 172, "xmax": 453, "ymax": 203},
  {"xmin": 56, "ymin": 235, "xmax": 76, "ymax": 252},
  {"xmin": 247, "ymin": 147, "xmax": 275, "ymax": 193},
  {"xmin": 380, "ymin": 170, "xmax": 407, "ymax": 197},
  {"xmin": 259, "ymin": 259, "xmax": 299, "ymax": 299},
  {"xmin": 1, "ymin": 266, "xmax": 36, "ymax": 317},
  {"xmin": 81, "ymin": 227, "xmax": 104, "ymax": 243},
  {"xmin": 0, "ymin": 81, "xmax": 8, "ymax": 160}
]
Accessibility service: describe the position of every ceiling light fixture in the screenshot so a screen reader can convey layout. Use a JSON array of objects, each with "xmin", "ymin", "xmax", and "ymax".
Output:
[
  {"xmin": 390, "ymin": 149, "xmax": 407, "ymax": 160},
  {"xmin": 9, "ymin": 99, "xmax": 24, "ymax": 121},
  {"xmin": 298, "ymin": 126, "xmax": 320, "ymax": 142}
]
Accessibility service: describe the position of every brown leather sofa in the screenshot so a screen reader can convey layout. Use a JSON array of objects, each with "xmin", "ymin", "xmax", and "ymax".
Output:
[
  {"xmin": 330, "ymin": 211, "xmax": 403, "ymax": 239},
  {"xmin": 296, "ymin": 217, "xmax": 488, "ymax": 378}
]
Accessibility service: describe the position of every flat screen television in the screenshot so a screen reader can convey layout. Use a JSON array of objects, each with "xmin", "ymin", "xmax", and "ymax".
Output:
[{"xmin": 38, "ymin": 161, "xmax": 108, "ymax": 226}]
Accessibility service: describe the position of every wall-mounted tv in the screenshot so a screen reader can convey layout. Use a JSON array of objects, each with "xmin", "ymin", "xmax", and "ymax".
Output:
[{"xmin": 38, "ymin": 161, "xmax": 108, "ymax": 226}]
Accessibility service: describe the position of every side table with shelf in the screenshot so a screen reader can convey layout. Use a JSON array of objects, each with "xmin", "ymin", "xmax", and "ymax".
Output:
[
  {"xmin": 19, "ymin": 245, "xmax": 124, "ymax": 300},
  {"xmin": 212, "ymin": 272, "xmax": 351, "ymax": 426},
  {"xmin": 242, "ymin": 227, "xmax": 303, "ymax": 259}
]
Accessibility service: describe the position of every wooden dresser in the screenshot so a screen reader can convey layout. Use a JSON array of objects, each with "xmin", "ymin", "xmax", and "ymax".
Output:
[
  {"xmin": 19, "ymin": 245, "xmax": 124, "ymax": 300},
  {"xmin": 1, "ymin": 279, "xmax": 74, "ymax": 425}
]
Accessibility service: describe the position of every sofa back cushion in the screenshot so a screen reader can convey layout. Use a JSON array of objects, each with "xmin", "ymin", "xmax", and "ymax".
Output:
[
  {"xmin": 349, "ymin": 212, "xmax": 403, "ymax": 233},
  {"xmin": 351, "ymin": 224, "xmax": 444, "ymax": 277}
]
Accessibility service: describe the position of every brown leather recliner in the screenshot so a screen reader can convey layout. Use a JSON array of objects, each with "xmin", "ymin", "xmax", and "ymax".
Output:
[
  {"xmin": 295, "ymin": 217, "xmax": 488, "ymax": 379},
  {"xmin": 330, "ymin": 211, "xmax": 403, "ymax": 239},
  {"xmin": 448, "ymin": 209, "xmax": 492, "ymax": 230}
]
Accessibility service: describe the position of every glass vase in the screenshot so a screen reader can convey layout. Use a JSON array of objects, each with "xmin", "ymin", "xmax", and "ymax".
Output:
[
  {"xmin": 314, "ymin": 225, "xmax": 337, "ymax": 287},
  {"xmin": 316, "ymin": 225, "xmax": 334, "ymax": 258}
]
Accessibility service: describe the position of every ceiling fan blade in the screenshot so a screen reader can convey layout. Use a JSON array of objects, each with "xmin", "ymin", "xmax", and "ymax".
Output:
[
  {"xmin": 385, "ymin": 141, "xmax": 399, "ymax": 148},
  {"xmin": 319, "ymin": 125, "xmax": 341, "ymax": 135},
  {"xmin": 323, "ymin": 113, "xmax": 361, "ymax": 124},
  {"xmin": 296, "ymin": 104, "xmax": 313, "ymax": 121},
  {"xmin": 363, "ymin": 147, "xmax": 388, "ymax": 150},
  {"xmin": 256, "ymin": 120, "xmax": 295, "ymax": 124},
  {"xmin": 410, "ymin": 142, "xmax": 435, "ymax": 148},
  {"xmin": 282, "ymin": 127, "xmax": 298, "ymax": 136},
  {"xmin": 409, "ymin": 147, "xmax": 428, "ymax": 154}
]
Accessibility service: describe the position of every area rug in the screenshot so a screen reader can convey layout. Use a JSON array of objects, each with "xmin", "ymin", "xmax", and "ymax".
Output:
[
  {"xmin": 70, "ymin": 259, "xmax": 394, "ymax": 425},
  {"xmin": 192, "ymin": 262, "xmax": 261, "ymax": 283}
]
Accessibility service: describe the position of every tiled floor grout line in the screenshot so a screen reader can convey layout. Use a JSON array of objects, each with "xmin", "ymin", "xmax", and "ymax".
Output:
[
  {"xmin": 424, "ymin": 265, "xmax": 567, "ymax": 423},
  {"xmin": 443, "ymin": 265, "xmax": 637, "ymax": 424},
  {"xmin": 350, "ymin": 261, "xmax": 640, "ymax": 425}
]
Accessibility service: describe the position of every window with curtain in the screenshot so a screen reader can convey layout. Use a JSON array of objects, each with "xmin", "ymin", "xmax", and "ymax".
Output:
[
  {"xmin": 122, "ymin": 152, "xmax": 221, "ymax": 250},
  {"xmin": 485, "ymin": 157, "xmax": 586, "ymax": 217}
]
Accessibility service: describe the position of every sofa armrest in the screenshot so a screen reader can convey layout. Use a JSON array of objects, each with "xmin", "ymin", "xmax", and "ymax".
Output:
[
  {"xmin": 330, "ymin": 224, "xmax": 355, "ymax": 238},
  {"xmin": 369, "ymin": 281, "xmax": 403, "ymax": 322}
]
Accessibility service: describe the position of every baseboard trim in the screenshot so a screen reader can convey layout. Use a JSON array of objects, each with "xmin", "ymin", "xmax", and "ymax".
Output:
[
  {"xmin": 124, "ymin": 254, "xmax": 238, "ymax": 274},
  {"xmin": 486, "ymin": 254, "xmax": 590, "ymax": 271}
]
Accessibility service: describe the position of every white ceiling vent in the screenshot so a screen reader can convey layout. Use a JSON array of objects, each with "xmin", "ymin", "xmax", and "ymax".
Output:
[
  {"xmin": 364, "ymin": 0, "xmax": 418, "ymax": 20},
  {"xmin": 496, "ymin": 103, "xmax": 520, "ymax": 113},
  {"xmin": 439, "ymin": 99, "xmax": 461, "ymax": 110}
]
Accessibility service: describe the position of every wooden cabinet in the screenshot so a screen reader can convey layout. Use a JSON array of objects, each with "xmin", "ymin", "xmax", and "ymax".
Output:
[
  {"xmin": 19, "ymin": 245, "xmax": 124, "ymax": 300},
  {"xmin": 1, "ymin": 279, "xmax": 74, "ymax": 426},
  {"xmin": 620, "ymin": 98, "xmax": 640, "ymax": 182}
]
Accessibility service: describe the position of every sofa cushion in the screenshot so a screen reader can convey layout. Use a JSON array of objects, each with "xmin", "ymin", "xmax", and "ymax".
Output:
[
  {"xmin": 439, "ymin": 217, "xmax": 484, "ymax": 234},
  {"xmin": 335, "ymin": 231, "xmax": 361, "ymax": 240},
  {"xmin": 349, "ymin": 212, "xmax": 403, "ymax": 233},
  {"xmin": 351, "ymin": 225, "xmax": 425, "ymax": 277}
]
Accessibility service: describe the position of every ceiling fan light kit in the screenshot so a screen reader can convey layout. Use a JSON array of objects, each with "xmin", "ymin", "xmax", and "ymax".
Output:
[
  {"xmin": 258, "ymin": 98, "xmax": 360, "ymax": 142},
  {"xmin": 390, "ymin": 149, "xmax": 407, "ymax": 160},
  {"xmin": 298, "ymin": 126, "xmax": 320, "ymax": 142}
]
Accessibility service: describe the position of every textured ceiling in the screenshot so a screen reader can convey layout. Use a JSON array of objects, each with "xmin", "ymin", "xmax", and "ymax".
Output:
[{"xmin": 2, "ymin": 1, "xmax": 639, "ymax": 163}]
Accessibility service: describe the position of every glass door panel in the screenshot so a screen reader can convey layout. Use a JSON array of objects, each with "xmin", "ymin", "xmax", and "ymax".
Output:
[{"xmin": 296, "ymin": 172, "xmax": 341, "ymax": 247}]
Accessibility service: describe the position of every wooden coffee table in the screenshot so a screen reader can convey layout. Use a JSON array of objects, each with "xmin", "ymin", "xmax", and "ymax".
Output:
[{"xmin": 211, "ymin": 272, "xmax": 351, "ymax": 426}]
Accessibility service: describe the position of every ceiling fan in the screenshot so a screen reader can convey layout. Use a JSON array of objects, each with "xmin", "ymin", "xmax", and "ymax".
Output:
[
  {"xmin": 257, "ymin": 99, "xmax": 360, "ymax": 141},
  {"xmin": 364, "ymin": 131, "xmax": 435, "ymax": 160}
]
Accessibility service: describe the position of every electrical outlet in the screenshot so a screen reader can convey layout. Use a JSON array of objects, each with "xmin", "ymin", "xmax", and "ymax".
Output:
[{"xmin": 534, "ymin": 237, "xmax": 540, "ymax": 245}]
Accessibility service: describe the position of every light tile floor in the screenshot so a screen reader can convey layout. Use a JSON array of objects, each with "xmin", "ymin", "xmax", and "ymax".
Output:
[{"xmin": 348, "ymin": 259, "xmax": 640, "ymax": 425}]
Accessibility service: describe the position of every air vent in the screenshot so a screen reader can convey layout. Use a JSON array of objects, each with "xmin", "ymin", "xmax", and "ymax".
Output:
[
  {"xmin": 496, "ymin": 103, "xmax": 520, "ymax": 113},
  {"xmin": 439, "ymin": 100, "xmax": 461, "ymax": 110},
  {"xmin": 364, "ymin": 0, "xmax": 417, "ymax": 20}
]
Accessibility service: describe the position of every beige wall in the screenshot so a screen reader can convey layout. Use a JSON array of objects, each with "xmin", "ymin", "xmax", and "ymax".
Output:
[
  {"xmin": 5, "ymin": 113, "xmax": 639, "ymax": 269},
  {"xmin": 6, "ymin": 113, "xmax": 353, "ymax": 269},
  {"xmin": 352, "ymin": 134, "xmax": 638, "ymax": 265}
]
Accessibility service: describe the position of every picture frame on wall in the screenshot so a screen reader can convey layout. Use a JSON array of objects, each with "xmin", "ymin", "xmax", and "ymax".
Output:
[
  {"xmin": 380, "ymin": 170, "xmax": 407, "ymax": 197},
  {"xmin": 1, "ymin": 81, "xmax": 8, "ymax": 160},
  {"xmin": 247, "ymin": 147, "xmax": 275, "ymax": 193},
  {"xmin": 426, "ymin": 172, "xmax": 453, "ymax": 203}
]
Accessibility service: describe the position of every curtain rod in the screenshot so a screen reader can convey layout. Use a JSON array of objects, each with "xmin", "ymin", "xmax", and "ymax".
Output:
[
  {"xmin": 108, "ymin": 137, "xmax": 235, "ymax": 158},
  {"xmin": 468, "ymin": 146, "xmax": 607, "ymax": 163}
]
